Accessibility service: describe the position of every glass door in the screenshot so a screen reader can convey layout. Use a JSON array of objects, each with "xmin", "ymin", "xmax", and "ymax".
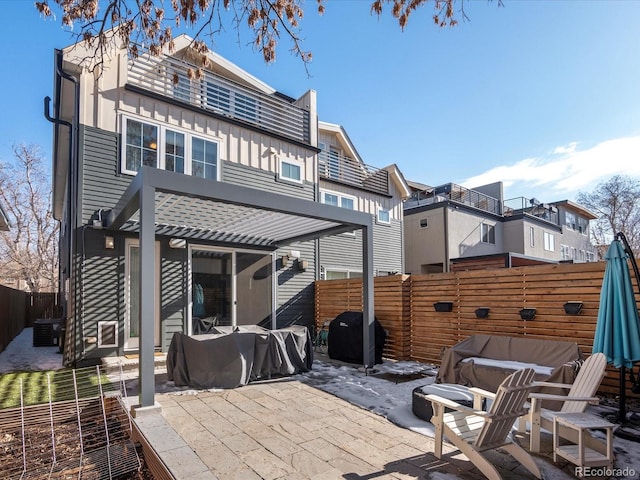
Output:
[
  {"xmin": 189, "ymin": 246, "xmax": 273, "ymax": 333},
  {"xmin": 125, "ymin": 239, "xmax": 161, "ymax": 350}
]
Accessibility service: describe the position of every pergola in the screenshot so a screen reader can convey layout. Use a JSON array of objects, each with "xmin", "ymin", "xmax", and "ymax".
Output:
[{"xmin": 108, "ymin": 166, "xmax": 375, "ymax": 408}]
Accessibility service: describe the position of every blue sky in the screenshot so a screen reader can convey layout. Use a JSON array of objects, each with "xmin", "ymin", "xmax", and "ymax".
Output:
[{"xmin": 1, "ymin": 0, "xmax": 639, "ymax": 203}]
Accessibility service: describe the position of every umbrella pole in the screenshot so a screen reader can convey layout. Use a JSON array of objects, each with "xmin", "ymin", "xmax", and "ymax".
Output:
[{"xmin": 620, "ymin": 365, "xmax": 627, "ymax": 423}]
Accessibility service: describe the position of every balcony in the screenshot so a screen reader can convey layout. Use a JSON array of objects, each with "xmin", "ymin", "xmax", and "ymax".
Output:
[
  {"xmin": 318, "ymin": 151, "xmax": 389, "ymax": 196},
  {"xmin": 127, "ymin": 51, "xmax": 310, "ymax": 144},
  {"xmin": 503, "ymin": 197, "xmax": 559, "ymax": 225},
  {"xmin": 405, "ymin": 183, "xmax": 501, "ymax": 215}
]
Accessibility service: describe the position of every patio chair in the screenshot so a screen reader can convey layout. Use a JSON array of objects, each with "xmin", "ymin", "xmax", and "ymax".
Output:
[
  {"xmin": 518, "ymin": 352, "xmax": 607, "ymax": 453},
  {"xmin": 427, "ymin": 368, "xmax": 541, "ymax": 480}
]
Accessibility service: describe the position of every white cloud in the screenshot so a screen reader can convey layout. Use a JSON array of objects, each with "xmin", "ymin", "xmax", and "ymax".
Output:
[{"xmin": 460, "ymin": 135, "xmax": 640, "ymax": 201}]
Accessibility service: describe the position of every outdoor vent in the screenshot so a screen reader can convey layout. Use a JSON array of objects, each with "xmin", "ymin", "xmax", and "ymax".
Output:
[
  {"xmin": 563, "ymin": 302, "xmax": 583, "ymax": 315},
  {"xmin": 434, "ymin": 301, "xmax": 453, "ymax": 312},
  {"xmin": 97, "ymin": 321, "xmax": 118, "ymax": 348},
  {"xmin": 475, "ymin": 307, "xmax": 490, "ymax": 319},
  {"xmin": 519, "ymin": 308, "xmax": 537, "ymax": 321}
]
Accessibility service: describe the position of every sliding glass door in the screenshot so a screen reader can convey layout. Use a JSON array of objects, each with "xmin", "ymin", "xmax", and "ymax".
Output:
[{"xmin": 189, "ymin": 246, "xmax": 273, "ymax": 333}]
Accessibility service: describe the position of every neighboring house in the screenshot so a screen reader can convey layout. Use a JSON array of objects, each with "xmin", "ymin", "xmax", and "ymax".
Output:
[
  {"xmin": 404, "ymin": 181, "xmax": 598, "ymax": 273},
  {"xmin": 317, "ymin": 122, "xmax": 410, "ymax": 280},
  {"xmin": 48, "ymin": 34, "xmax": 407, "ymax": 373}
]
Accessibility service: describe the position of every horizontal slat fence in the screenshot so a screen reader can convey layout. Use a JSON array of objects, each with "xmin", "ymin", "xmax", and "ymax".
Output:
[
  {"xmin": 315, "ymin": 275, "xmax": 410, "ymax": 360},
  {"xmin": 315, "ymin": 261, "xmax": 640, "ymax": 399}
]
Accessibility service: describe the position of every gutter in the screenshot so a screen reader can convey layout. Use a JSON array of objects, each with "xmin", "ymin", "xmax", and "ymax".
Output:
[{"xmin": 44, "ymin": 49, "xmax": 82, "ymax": 363}]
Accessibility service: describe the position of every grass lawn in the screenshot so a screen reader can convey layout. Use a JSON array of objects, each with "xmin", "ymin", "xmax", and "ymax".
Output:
[{"xmin": 0, "ymin": 367, "xmax": 113, "ymax": 409}]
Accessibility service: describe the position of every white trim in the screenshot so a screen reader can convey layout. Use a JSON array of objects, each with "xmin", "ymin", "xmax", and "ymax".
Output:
[
  {"xmin": 320, "ymin": 189, "xmax": 357, "ymax": 210},
  {"xmin": 97, "ymin": 321, "xmax": 118, "ymax": 348},
  {"xmin": 120, "ymin": 114, "xmax": 221, "ymax": 180},
  {"xmin": 322, "ymin": 267, "xmax": 363, "ymax": 280},
  {"xmin": 278, "ymin": 157, "xmax": 304, "ymax": 183},
  {"xmin": 377, "ymin": 208, "xmax": 391, "ymax": 225}
]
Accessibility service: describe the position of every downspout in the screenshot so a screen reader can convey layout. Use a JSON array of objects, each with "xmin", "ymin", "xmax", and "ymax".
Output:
[{"xmin": 45, "ymin": 49, "xmax": 81, "ymax": 363}]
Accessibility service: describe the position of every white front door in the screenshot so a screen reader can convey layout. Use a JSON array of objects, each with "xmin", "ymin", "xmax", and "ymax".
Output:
[{"xmin": 125, "ymin": 238, "xmax": 161, "ymax": 350}]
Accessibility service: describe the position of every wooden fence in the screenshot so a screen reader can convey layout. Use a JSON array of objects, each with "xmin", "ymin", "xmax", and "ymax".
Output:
[
  {"xmin": 315, "ymin": 261, "xmax": 640, "ymax": 398},
  {"xmin": 0, "ymin": 286, "xmax": 62, "ymax": 354}
]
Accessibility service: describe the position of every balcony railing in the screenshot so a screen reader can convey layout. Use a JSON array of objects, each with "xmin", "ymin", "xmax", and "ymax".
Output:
[
  {"xmin": 318, "ymin": 151, "xmax": 389, "ymax": 196},
  {"xmin": 127, "ymin": 51, "xmax": 310, "ymax": 144},
  {"xmin": 405, "ymin": 183, "xmax": 501, "ymax": 215},
  {"xmin": 503, "ymin": 197, "xmax": 559, "ymax": 225}
]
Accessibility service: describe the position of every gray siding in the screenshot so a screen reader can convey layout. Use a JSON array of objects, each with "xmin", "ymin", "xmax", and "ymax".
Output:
[
  {"xmin": 223, "ymin": 160, "xmax": 317, "ymax": 329},
  {"xmin": 80, "ymin": 126, "xmax": 130, "ymax": 225},
  {"xmin": 319, "ymin": 219, "xmax": 403, "ymax": 275},
  {"xmin": 73, "ymin": 127, "xmax": 319, "ymax": 362}
]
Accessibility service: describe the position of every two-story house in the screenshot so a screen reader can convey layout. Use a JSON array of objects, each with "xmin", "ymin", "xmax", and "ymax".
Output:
[
  {"xmin": 403, "ymin": 181, "xmax": 598, "ymax": 273},
  {"xmin": 47, "ymin": 34, "xmax": 408, "ymax": 405}
]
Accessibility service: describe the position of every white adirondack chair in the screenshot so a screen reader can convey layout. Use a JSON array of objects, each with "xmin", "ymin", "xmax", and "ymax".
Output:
[
  {"xmin": 519, "ymin": 352, "xmax": 607, "ymax": 453},
  {"xmin": 427, "ymin": 368, "xmax": 541, "ymax": 480}
]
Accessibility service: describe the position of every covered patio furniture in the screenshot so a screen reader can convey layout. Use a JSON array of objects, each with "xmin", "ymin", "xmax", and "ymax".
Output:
[
  {"xmin": 166, "ymin": 325, "xmax": 312, "ymax": 389},
  {"xmin": 427, "ymin": 368, "xmax": 541, "ymax": 480}
]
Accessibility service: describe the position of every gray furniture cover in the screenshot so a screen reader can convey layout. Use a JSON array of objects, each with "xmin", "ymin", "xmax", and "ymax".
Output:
[
  {"xmin": 437, "ymin": 334, "xmax": 583, "ymax": 408},
  {"xmin": 166, "ymin": 325, "xmax": 313, "ymax": 389}
]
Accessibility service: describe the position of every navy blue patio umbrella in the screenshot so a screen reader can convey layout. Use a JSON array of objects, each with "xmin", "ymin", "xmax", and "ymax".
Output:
[{"xmin": 593, "ymin": 233, "xmax": 640, "ymax": 423}]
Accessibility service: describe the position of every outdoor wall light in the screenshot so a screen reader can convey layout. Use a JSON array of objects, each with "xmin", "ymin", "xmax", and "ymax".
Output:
[
  {"xmin": 519, "ymin": 308, "xmax": 536, "ymax": 320},
  {"xmin": 563, "ymin": 302, "xmax": 583, "ymax": 315},
  {"xmin": 297, "ymin": 259, "xmax": 309, "ymax": 272},
  {"xmin": 104, "ymin": 236, "xmax": 115, "ymax": 250},
  {"xmin": 168, "ymin": 238, "xmax": 186, "ymax": 249},
  {"xmin": 281, "ymin": 255, "xmax": 290, "ymax": 268},
  {"xmin": 475, "ymin": 307, "xmax": 490, "ymax": 319},
  {"xmin": 434, "ymin": 301, "xmax": 453, "ymax": 312}
]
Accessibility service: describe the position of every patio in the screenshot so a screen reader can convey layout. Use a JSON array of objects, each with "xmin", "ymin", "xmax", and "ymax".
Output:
[
  {"xmin": 113, "ymin": 353, "xmax": 607, "ymax": 480},
  {"xmin": 3, "ymin": 328, "xmax": 638, "ymax": 479}
]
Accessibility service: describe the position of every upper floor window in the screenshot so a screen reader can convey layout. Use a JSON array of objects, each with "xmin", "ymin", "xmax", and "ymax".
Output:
[
  {"xmin": 481, "ymin": 223, "xmax": 495, "ymax": 244},
  {"xmin": 530, "ymin": 226, "xmax": 535, "ymax": 247},
  {"xmin": 122, "ymin": 116, "xmax": 219, "ymax": 179},
  {"xmin": 279, "ymin": 158, "xmax": 303, "ymax": 183},
  {"xmin": 419, "ymin": 218, "xmax": 428, "ymax": 228},
  {"xmin": 578, "ymin": 217, "xmax": 588, "ymax": 235},
  {"xmin": 378, "ymin": 209, "xmax": 391, "ymax": 224},
  {"xmin": 321, "ymin": 190, "xmax": 355, "ymax": 209},
  {"xmin": 565, "ymin": 212, "xmax": 577, "ymax": 230},
  {"xmin": 124, "ymin": 119, "xmax": 158, "ymax": 172},
  {"xmin": 544, "ymin": 231, "xmax": 555, "ymax": 251}
]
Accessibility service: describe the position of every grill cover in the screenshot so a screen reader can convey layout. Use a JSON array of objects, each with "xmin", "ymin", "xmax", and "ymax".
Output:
[{"xmin": 327, "ymin": 311, "xmax": 386, "ymax": 364}]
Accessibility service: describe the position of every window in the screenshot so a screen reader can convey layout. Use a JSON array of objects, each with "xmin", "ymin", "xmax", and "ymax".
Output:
[
  {"xmin": 191, "ymin": 137, "xmax": 218, "ymax": 179},
  {"xmin": 172, "ymin": 71, "xmax": 191, "ymax": 102},
  {"xmin": 565, "ymin": 212, "xmax": 577, "ymax": 230},
  {"xmin": 121, "ymin": 116, "xmax": 219, "ymax": 179},
  {"xmin": 530, "ymin": 226, "xmax": 535, "ymax": 247},
  {"xmin": 124, "ymin": 118, "xmax": 158, "ymax": 172},
  {"xmin": 419, "ymin": 218, "xmax": 428, "ymax": 228},
  {"xmin": 378, "ymin": 209, "xmax": 391, "ymax": 224},
  {"xmin": 544, "ymin": 231, "xmax": 555, "ymax": 251},
  {"xmin": 324, "ymin": 269, "xmax": 362, "ymax": 280},
  {"xmin": 321, "ymin": 190, "xmax": 355, "ymax": 210},
  {"xmin": 578, "ymin": 217, "xmax": 588, "ymax": 234},
  {"xmin": 586, "ymin": 251, "xmax": 595, "ymax": 262},
  {"xmin": 561, "ymin": 244, "xmax": 571, "ymax": 260},
  {"xmin": 481, "ymin": 223, "xmax": 495, "ymax": 244},
  {"xmin": 279, "ymin": 159, "xmax": 303, "ymax": 183},
  {"xmin": 235, "ymin": 92, "xmax": 258, "ymax": 123},
  {"xmin": 165, "ymin": 130, "xmax": 185, "ymax": 173}
]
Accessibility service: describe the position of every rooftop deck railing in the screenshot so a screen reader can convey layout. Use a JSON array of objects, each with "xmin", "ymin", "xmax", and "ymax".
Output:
[
  {"xmin": 318, "ymin": 151, "xmax": 389, "ymax": 196},
  {"xmin": 127, "ymin": 52, "xmax": 310, "ymax": 144},
  {"xmin": 405, "ymin": 183, "xmax": 501, "ymax": 215},
  {"xmin": 504, "ymin": 197, "xmax": 559, "ymax": 225}
]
